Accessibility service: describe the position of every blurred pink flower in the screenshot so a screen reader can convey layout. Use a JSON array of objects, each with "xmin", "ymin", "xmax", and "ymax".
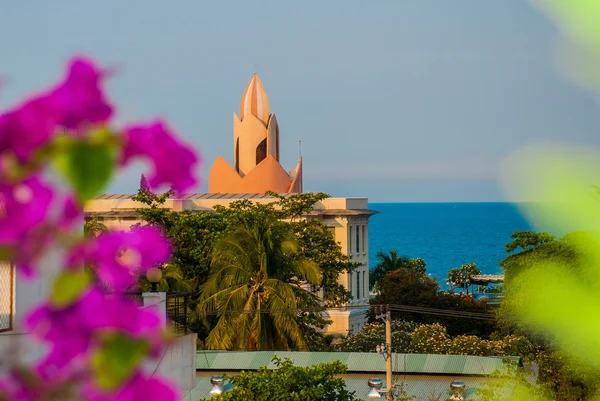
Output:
[
  {"xmin": 68, "ymin": 226, "xmax": 171, "ymax": 291},
  {"xmin": 120, "ymin": 121, "xmax": 199, "ymax": 193},
  {"xmin": 0, "ymin": 176, "xmax": 55, "ymax": 277},
  {"xmin": 0, "ymin": 176, "xmax": 53, "ymax": 244},
  {"xmin": 26, "ymin": 289, "xmax": 163, "ymax": 373},
  {"xmin": 85, "ymin": 373, "xmax": 178, "ymax": 401},
  {"xmin": 26, "ymin": 301, "xmax": 91, "ymax": 371},
  {"xmin": 0, "ymin": 96, "xmax": 57, "ymax": 162},
  {"xmin": 0, "ymin": 57, "xmax": 112, "ymax": 163},
  {"xmin": 49, "ymin": 56, "xmax": 113, "ymax": 131},
  {"xmin": 59, "ymin": 194, "xmax": 83, "ymax": 231},
  {"xmin": 80, "ymin": 290, "xmax": 162, "ymax": 338}
]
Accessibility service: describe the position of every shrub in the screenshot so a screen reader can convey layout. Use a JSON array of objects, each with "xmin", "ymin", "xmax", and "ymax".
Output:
[
  {"xmin": 336, "ymin": 320, "xmax": 418, "ymax": 353},
  {"xmin": 410, "ymin": 323, "xmax": 450, "ymax": 354}
]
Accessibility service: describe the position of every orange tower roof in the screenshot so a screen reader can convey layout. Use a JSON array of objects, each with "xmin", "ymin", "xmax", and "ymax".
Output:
[{"xmin": 239, "ymin": 74, "xmax": 270, "ymax": 125}]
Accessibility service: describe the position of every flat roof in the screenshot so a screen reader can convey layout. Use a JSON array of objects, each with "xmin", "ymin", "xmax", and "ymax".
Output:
[{"xmin": 195, "ymin": 351, "xmax": 517, "ymax": 376}]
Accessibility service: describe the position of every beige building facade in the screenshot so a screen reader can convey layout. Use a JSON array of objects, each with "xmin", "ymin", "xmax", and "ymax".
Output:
[
  {"xmin": 85, "ymin": 194, "xmax": 375, "ymax": 334},
  {"xmin": 85, "ymin": 74, "xmax": 376, "ymax": 335}
]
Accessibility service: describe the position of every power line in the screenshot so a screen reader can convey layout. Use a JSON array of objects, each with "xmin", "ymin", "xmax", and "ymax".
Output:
[{"xmin": 197, "ymin": 303, "xmax": 499, "ymax": 321}]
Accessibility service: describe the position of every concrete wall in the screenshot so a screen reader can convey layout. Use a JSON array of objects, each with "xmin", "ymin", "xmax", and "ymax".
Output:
[
  {"xmin": 143, "ymin": 333, "xmax": 198, "ymax": 394},
  {"xmin": 142, "ymin": 292, "xmax": 197, "ymax": 394}
]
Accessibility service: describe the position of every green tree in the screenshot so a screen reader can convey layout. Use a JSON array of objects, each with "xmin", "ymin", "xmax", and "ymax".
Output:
[
  {"xmin": 336, "ymin": 320, "xmax": 418, "ymax": 353},
  {"xmin": 371, "ymin": 268, "xmax": 496, "ymax": 337},
  {"xmin": 133, "ymin": 187, "xmax": 354, "ymax": 305},
  {"xmin": 291, "ymin": 218, "xmax": 355, "ymax": 306},
  {"xmin": 499, "ymin": 230, "xmax": 586, "ymax": 283},
  {"xmin": 202, "ymin": 357, "xmax": 359, "ymax": 401},
  {"xmin": 498, "ymin": 230, "xmax": 600, "ymax": 400},
  {"xmin": 132, "ymin": 188, "xmax": 227, "ymax": 282},
  {"xmin": 83, "ymin": 217, "xmax": 107, "ymax": 238},
  {"xmin": 135, "ymin": 264, "xmax": 195, "ymax": 293},
  {"xmin": 370, "ymin": 249, "xmax": 426, "ymax": 289},
  {"xmin": 446, "ymin": 262, "xmax": 480, "ymax": 294},
  {"xmin": 133, "ymin": 186, "xmax": 356, "ymax": 349},
  {"xmin": 198, "ymin": 213, "xmax": 321, "ymax": 351}
]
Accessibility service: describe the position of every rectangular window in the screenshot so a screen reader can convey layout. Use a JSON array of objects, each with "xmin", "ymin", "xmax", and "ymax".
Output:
[
  {"xmin": 355, "ymin": 225, "xmax": 360, "ymax": 253},
  {"xmin": 363, "ymin": 271, "xmax": 366, "ymax": 298},
  {"xmin": 349, "ymin": 226, "xmax": 353, "ymax": 254},
  {"xmin": 348, "ymin": 272, "xmax": 352, "ymax": 296},
  {"xmin": 356, "ymin": 271, "xmax": 360, "ymax": 300},
  {"xmin": 362, "ymin": 225, "xmax": 366, "ymax": 253},
  {"xmin": 0, "ymin": 261, "xmax": 13, "ymax": 333}
]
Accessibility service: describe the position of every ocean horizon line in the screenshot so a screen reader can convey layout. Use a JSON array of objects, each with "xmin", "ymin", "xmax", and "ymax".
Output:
[{"xmin": 368, "ymin": 200, "xmax": 534, "ymax": 204}]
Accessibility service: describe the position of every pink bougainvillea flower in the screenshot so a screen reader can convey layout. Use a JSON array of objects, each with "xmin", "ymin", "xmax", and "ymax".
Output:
[
  {"xmin": 79, "ymin": 290, "xmax": 162, "ymax": 338},
  {"xmin": 0, "ymin": 56, "xmax": 113, "ymax": 163},
  {"xmin": 26, "ymin": 289, "xmax": 163, "ymax": 373},
  {"xmin": 68, "ymin": 226, "xmax": 171, "ymax": 291},
  {"xmin": 26, "ymin": 301, "xmax": 92, "ymax": 371},
  {"xmin": 120, "ymin": 121, "xmax": 199, "ymax": 193},
  {"xmin": 0, "ymin": 96, "xmax": 57, "ymax": 162},
  {"xmin": 11, "ymin": 231, "xmax": 53, "ymax": 279},
  {"xmin": 0, "ymin": 176, "xmax": 53, "ymax": 243},
  {"xmin": 0, "ymin": 176, "xmax": 54, "ymax": 277},
  {"xmin": 48, "ymin": 56, "xmax": 113, "ymax": 131},
  {"xmin": 58, "ymin": 193, "xmax": 82, "ymax": 232},
  {"xmin": 84, "ymin": 373, "xmax": 178, "ymax": 401},
  {"xmin": 0, "ymin": 378, "xmax": 9, "ymax": 399}
]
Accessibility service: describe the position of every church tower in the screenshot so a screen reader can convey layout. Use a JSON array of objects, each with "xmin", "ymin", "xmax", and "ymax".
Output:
[{"xmin": 208, "ymin": 74, "xmax": 303, "ymax": 193}]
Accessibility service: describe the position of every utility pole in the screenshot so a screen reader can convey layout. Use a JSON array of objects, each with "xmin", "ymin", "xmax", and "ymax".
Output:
[
  {"xmin": 385, "ymin": 306, "xmax": 393, "ymax": 401},
  {"xmin": 375, "ymin": 304, "xmax": 394, "ymax": 400}
]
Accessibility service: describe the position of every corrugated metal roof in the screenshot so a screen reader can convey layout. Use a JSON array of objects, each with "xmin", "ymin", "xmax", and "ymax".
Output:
[
  {"xmin": 92, "ymin": 193, "xmax": 316, "ymax": 201},
  {"xmin": 195, "ymin": 351, "xmax": 517, "ymax": 376},
  {"xmin": 186, "ymin": 372, "xmax": 505, "ymax": 401}
]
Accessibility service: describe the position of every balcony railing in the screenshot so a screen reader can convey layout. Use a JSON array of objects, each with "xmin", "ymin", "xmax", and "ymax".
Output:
[
  {"xmin": 116, "ymin": 291, "xmax": 193, "ymax": 335},
  {"xmin": 166, "ymin": 292, "xmax": 193, "ymax": 335}
]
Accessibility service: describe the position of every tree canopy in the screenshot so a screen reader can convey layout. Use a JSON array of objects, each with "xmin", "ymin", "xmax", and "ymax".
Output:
[
  {"xmin": 446, "ymin": 262, "xmax": 480, "ymax": 294},
  {"xmin": 133, "ymin": 187, "xmax": 355, "ymax": 306},
  {"xmin": 203, "ymin": 357, "xmax": 359, "ymax": 401},
  {"xmin": 370, "ymin": 249, "xmax": 426, "ymax": 289},
  {"xmin": 132, "ymin": 185, "xmax": 356, "ymax": 349},
  {"xmin": 197, "ymin": 213, "xmax": 321, "ymax": 351},
  {"xmin": 499, "ymin": 230, "xmax": 600, "ymax": 400},
  {"xmin": 370, "ymin": 266, "xmax": 496, "ymax": 337}
]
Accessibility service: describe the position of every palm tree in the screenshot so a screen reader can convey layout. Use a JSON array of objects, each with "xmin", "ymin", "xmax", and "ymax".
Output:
[
  {"xmin": 84, "ymin": 217, "xmax": 107, "ymax": 238},
  {"xmin": 198, "ymin": 215, "xmax": 321, "ymax": 351},
  {"xmin": 370, "ymin": 249, "xmax": 426, "ymax": 289}
]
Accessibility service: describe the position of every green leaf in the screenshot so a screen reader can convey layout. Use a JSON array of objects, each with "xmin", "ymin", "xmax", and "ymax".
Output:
[
  {"xmin": 51, "ymin": 269, "xmax": 92, "ymax": 308},
  {"xmin": 91, "ymin": 334, "xmax": 150, "ymax": 390},
  {"xmin": 54, "ymin": 134, "xmax": 115, "ymax": 201}
]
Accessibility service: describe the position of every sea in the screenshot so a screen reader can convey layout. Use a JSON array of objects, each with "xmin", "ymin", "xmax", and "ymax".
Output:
[{"xmin": 367, "ymin": 203, "xmax": 531, "ymax": 288}]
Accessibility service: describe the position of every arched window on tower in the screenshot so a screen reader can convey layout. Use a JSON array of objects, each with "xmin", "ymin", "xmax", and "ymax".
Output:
[{"xmin": 256, "ymin": 138, "xmax": 266, "ymax": 165}]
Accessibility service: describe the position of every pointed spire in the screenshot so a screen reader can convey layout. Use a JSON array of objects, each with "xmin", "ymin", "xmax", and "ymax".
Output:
[{"xmin": 239, "ymin": 74, "xmax": 270, "ymax": 125}]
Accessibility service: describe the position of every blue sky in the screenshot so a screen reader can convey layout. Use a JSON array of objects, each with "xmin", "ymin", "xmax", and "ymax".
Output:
[{"xmin": 1, "ymin": 0, "xmax": 599, "ymax": 201}]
